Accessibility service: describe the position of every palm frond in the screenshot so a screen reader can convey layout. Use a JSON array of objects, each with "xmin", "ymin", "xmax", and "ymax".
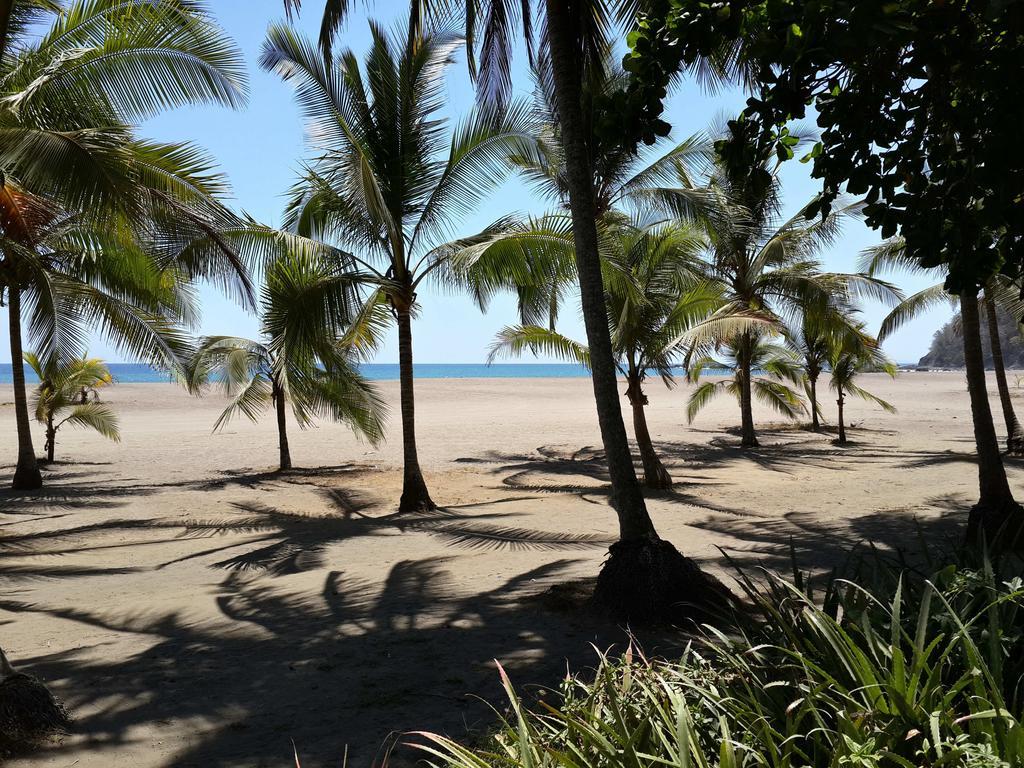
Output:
[
  {"xmin": 487, "ymin": 325, "xmax": 590, "ymax": 367},
  {"xmin": 752, "ymin": 378, "xmax": 806, "ymax": 420},
  {"xmin": 59, "ymin": 401, "xmax": 120, "ymax": 442}
]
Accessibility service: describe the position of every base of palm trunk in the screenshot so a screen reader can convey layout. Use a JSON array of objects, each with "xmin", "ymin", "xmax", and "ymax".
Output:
[
  {"xmin": 592, "ymin": 536, "xmax": 736, "ymax": 625},
  {"xmin": 399, "ymin": 476, "xmax": 436, "ymax": 513},
  {"xmin": 11, "ymin": 463, "xmax": 42, "ymax": 491},
  {"xmin": 0, "ymin": 674, "xmax": 69, "ymax": 750},
  {"xmin": 966, "ymin": 501, "xmax": 1024, "ymax": 552},
  {"xmin": 740, "ymin": 436, "xmax": 758, "ymax": 448},
  {"xmin": 1007, "ymin": 434, "xmax": 1024, "ymax": 457},
  {"xmin": 642, "ymin": 464, "xmax": 673, "ymax": 490}
]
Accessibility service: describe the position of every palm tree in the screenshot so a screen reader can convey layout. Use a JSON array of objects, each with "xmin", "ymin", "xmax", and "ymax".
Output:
[
  {"xmin": 786, "ymin": 310, "xmax": 833, "ymax": 431},
  {"xmin": 488, "ymin": 219, "xmax": 763, "ymax": 488},
  {"xmin": 960, "ymin": 289, "xmax": 1022, "ymax": 544},
  {"xmin": 786, "ymin": 302, "xmax": 887, "ymax": 432},
  {"xmin": 186, "ymin": 250, "xmax": 386, "ymax": 472},
  {"xmin": 2, "ymin": 186, "xmax": 195, "ymax": 488},
  {"xmin": 864, "ymin": 239, "xmax": 1024, "ymax": 544},
  {"xmin": 982, "ymin": 288, "xmax": 1024, "ymax": 454},
  {"xmin": 826, "ymin": 324, "xmax": 896, "ymax": 445},
  {"xmin": 864, "ymin": 238, "xmax": 1024, "ymax": 454},
  {"xmin": 25, "ymin": 352, "xmax": 119, "ymax": 463},
  {"xmin": 259, "ymin": 20, "xmax": 532, "ymax": 511},
  {"xmin": 279, "ymin": 1, "xmax": 754, "ymax": 621},
  {"xmin": 679, "ymin": 145, "xmax": 880, "ymax": 447},
  {"xmin": 1, "ymin": 0, "xmax": 249, "ymax": 490},
  {"xmin": 687, "ymin": 334, "xmax": 807, "ymax": 431}
]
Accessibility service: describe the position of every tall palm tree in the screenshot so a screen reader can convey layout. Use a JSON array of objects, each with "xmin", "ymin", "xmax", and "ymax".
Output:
[
  {"xmin": 960, "ymin": 289, "xmax": 1023, "ymax": 545},
  {"xmin": 259, "ymin": 20, "xmax": 533, "ymax": 512},
  {"xmin": 826, "ymin": 323, "xmax": 896, "ymax": 445},
  {"xmin": 25, "ymin": 351, "xmax": 119, "ymax": 463},
  {"xmin": 1, "ymin": 0, "xmax": 249, "ymax": 490},
  {"xmin": 186, "ymin": 250, "xmax": 386, "ymax": 472},
  {"xmin": 864, "ymin": 238, "xmax": 1024, "ymax": 454},
  {"xmin": 488, "ymin": 219, "xmax": 763, "ymax": 488},
  {"xmin": 864, "ymin": 239, "xmax": 1023, "ymax": 544},
  {"xmin": 281, "ymin": 0, "xmax": 747, "ymax": 621}
]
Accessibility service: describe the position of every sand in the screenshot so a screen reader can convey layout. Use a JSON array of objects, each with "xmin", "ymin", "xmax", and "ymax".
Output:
[{"xmin": 0, "ymin": 371, "xmax": 1019, "ymax": 767}]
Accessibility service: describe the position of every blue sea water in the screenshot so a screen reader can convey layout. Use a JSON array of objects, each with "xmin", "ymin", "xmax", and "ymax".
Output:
[{"xmin": 1, "ymin": 362, "xmax": 608, "ymax": 384}]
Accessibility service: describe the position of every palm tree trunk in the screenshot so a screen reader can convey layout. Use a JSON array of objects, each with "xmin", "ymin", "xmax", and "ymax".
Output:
[
  {"xmin": 272, "ymin": 379, "xmax": 292, "ymax": 471},
  {"xmin": 809, "ymin": 374, "xmax": 821, "ymax": 431},
  {"xmin": 626, "ymin": 378, "xmax": 672, "ymax": 489},
  {"xmin": 983, "ymin": 288, "xmax": 1024, "ymax": 454},
  {"xmin": 544, "ymin": 0, "xmax": 653, "ymax": 540},
  {"xmin": 396, "ymin": 307, "xmax": 435, "ymax": 512},
  {"xmin": 7, "ymin": 285, "xmax": 42, "ymax": 489},
  {"xmin": 45, "ymin": 414, "xmax": 55, "ymax": 463},
  {"xmin": 545, "ymin": 0, "xmax": 735, "ymax": 622},
  {"xmin": 737, "ymin": 335, "xmax": 758, "ymax": 447},
  {"xmin": 961, "ymin": 290, "xmax": 1022, "ymax": 548},
  {"xmin": 836, "ymin": 387, "xmax": 846, "ymax": 444}
]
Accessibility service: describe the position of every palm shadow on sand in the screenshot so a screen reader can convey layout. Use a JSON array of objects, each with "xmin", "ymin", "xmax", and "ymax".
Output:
[{"xmin": 0, "ymin": 436, "xmax": 989, "ymax": 766}]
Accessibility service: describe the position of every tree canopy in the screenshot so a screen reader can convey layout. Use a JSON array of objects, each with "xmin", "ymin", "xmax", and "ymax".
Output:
[{"xmin": 607, "ymin": 0, "xmax": 1024, "ymax": 294}]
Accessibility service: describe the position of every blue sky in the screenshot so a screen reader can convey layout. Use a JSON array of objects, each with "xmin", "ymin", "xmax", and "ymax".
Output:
[{"xmin": 0, "ymin": 0, "xmax": 950, "ymax": 365}]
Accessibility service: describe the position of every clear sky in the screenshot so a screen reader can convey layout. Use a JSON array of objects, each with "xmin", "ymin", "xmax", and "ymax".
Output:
[{"xmin": 0, "ymin": 0, "xmax": 951, "ymax": 365}]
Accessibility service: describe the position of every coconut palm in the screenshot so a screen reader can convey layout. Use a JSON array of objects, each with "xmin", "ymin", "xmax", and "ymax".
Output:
[
  {"xmin": 785, "ymin": 302, "xmax": 884, "ymax": 432},
  {"xmin": 676, "ymin": 144, "xmax": 886, "ymax": 447},
  {"xmin": 2, "ymin": 187, "xmax": 196, "ymax": 488},
  {"xmin": 826, "ymin": 324, "xmax": 896, "ymax": 444},
  {"xmin": 864, "ymin": 238, "xmax": 1024, "ymax": 455},
  {"xmin": 24, "ymin": 351, "xmax": 119, "ymax": 462},
  {"xmin": 686, "ymin": 334, "xmax": 807, "ymax": 430},
  {"xmin": 186, "ymin": 250, "xmax": 386, "ymax": 473},
  {"xmin": 862, "ymin": 238, "xmax": 1024, "ymax": 542},
  {"xmin": 280, "ymin": 0, "xmax": 747, "ymax": 621},
  {"xmin": 1, "ymin": 0, "xmax": 249, "ymax": 490},
  {"xmin": 785, "ymin": 310, "xmax": 833, "ymax": 432},
  {"xmin": 488, "ymin": 219, "xmax": 764, "ymax": 488},
  {"xmin": 259, "ymin": 20, "xmax": 532, "ymax": 511}
]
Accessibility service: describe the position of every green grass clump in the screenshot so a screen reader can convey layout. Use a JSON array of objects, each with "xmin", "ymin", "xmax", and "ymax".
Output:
[{"xmin": 415, "ymin": 548, "xmax": 1024, "ymax": 767}]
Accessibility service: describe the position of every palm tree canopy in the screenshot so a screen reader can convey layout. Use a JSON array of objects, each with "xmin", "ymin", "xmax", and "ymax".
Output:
[
  {"xmin": 686, "ymin": 334, "xmax": 808, "ymax": 423},
  {"xmin": 1, "ymin": 0, "xmax": 257, "ymax": 374},
  {"xmin": 828, "ymin": 321, "xmax": 897, "ymax": 414},
  {"xmin": 186, "ymin": 249, "xmax": 387, "ymax": 444},
  {"xmin": 260, "ymin": 18, "xmax": 535, "ymax": 308},
  {"xmin": 1, "ymin": 0, "xmax": 247, "ymax": 218},
  {"xmin": 25, "ymin": 351, "xmax": 120, "ymax": 442},
  {"xmin": 488, "ymin": 218, "xmax": 771, "ymax": 384}
]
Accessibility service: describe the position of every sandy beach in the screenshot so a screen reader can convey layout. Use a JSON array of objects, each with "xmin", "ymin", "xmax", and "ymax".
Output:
[{"xmin": 0, "ymin": 371, "xmax": 1018, "ymax": 767}]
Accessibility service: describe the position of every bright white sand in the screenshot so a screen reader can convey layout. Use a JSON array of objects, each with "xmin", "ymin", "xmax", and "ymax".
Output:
[{"xmin": 1, "ymin": 372, "xmax": 1019, "ymax": 767}]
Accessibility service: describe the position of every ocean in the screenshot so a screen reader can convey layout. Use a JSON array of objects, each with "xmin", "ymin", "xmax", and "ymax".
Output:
[{"xmin": 1, "ymin": 362, "xmax": 608, "ymax": 384}]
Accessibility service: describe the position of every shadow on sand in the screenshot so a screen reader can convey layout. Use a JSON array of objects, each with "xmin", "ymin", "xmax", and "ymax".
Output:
[{"xmin": 0, "ymin": 430, "xmax": 984, "ymax": 766}]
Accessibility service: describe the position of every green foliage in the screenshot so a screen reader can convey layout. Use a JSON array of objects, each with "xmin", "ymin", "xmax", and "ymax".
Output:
[
  {"xmin": 1, "ymin": 0, "xmax": 252, "ymax": 368},
  {"xmin": 611, "ymin": 0, "xmax": 1024, "ymax": 293},
  {"xmin": 920, "ymin": 310, "xmax": 1024, "ymax": 371},
  {"xmin": 416, "ymin": 549, "xmax": 1024, "ymax": 768},
  {"xmin": 487, "ymin": 219, "xmax": 764, "ymax": 385},
  {"xmin": 828, "ymin": 322, "xmax": 897, "ymax": 414},
  {"xmin": 185, "ymin": 249, "xmax": 386, "ymax": 445},
  {"xmin": 25, "ymin": 351, "xmax": 120, "ymax": 459},
  {"xmin": 259, "ymin": 15, "xmax": 536, "ymax": 324},
  {"xmin": 687, "ymin": 335, "xmax": 807, "ymax": 423}
]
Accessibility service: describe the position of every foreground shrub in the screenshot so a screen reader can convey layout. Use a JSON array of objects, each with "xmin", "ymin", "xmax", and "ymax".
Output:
[{"xmin": 416, "ymin": 549, "xmax": 1024, "ymax": 767}]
